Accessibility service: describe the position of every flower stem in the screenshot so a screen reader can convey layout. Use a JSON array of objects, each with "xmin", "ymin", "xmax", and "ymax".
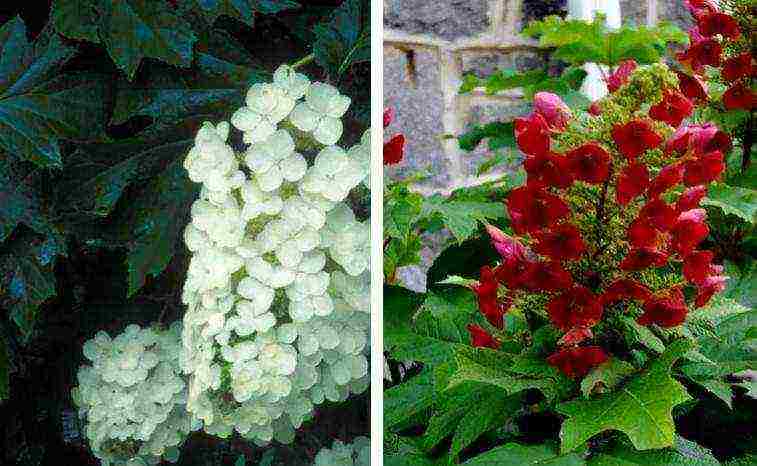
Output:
[{"xmin": 291, "ymin": 54, "xmax": 315, "ymax": 70}]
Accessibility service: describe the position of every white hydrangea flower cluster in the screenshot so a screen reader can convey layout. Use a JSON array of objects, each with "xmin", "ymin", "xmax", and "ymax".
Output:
[
  {"xmin": 72, "ymin": 323, "xmax": 196, "ymax": 466},
  {"xmin": 313, "ymin": 437, "xmax": 370, "ymax": 466},
  {"xmin": 180, "ymin": 64, "xmax": 370, "ymax": 445}
]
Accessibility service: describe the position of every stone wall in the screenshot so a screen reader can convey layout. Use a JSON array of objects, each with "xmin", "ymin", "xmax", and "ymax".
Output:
[{"xmin": 383, "ymin": 0, "xmax": 693, "ymax": 194}]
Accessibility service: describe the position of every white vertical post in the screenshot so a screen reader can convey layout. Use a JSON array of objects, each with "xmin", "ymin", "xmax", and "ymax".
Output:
[{"xmin": 567, "ymin": 0, "xmax": 622, "ymax": 101}]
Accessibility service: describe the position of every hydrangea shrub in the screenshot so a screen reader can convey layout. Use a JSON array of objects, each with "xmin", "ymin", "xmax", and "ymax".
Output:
[
  {"xmin": 74, "ymin": 64, "xmax": 371, "ymax": 463},
  {"xmin": 72, "ymin": 323, "xmax": 195, "ymax": 466},
  {"xmin": 314, "ymin": 437, "xmax": 370, "ymax": 466},
  {"xmin": 470, "ymin": 62, "xmax": 729, "ymax": 378}
]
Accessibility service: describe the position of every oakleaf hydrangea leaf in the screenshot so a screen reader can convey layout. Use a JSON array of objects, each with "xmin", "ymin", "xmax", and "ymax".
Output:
[
  {"xmin": 588, "ymin": 436, "xmax": 720, "ymax": 465},
  {"xmin": 0, "ymin": 18, "xmax": 105, "ymax": 168},
  {"xmin": 702, "ymin": 183, "xmax": 757, "ymax": 225},
  {"xmin": 52, "ymin": 0, "xmax": 198, "ymax": 80},
  {"xmin": 580, "ymin": 358, "xmax": 636, "ymax": 398},
  {"xmin": 191, "ymin": 0, "xmax": 301, "ymax": 26},
  {"xmin": 463, "ymin": 442, "xmax": 584, "ymax": 466},
  {"xmin": 0, "ymin": 233, "xmax": 60, "ymax": 340},
  {"xmin": 313, "ymin": 0, "xmax": 369, "ymax": 79},
  {"xmin": 557, "ymin": 339, "xmax": 693, "ymax": 453},
  {"xmin": 123, "ymin": 158, "xmax": 198, "ymax": 296}
]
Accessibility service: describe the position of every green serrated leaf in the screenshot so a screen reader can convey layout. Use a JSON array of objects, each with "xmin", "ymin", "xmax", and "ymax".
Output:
[
  {"xmin": 557, "ymin": 339, "xmax": 694, "ymax": 453},
  {"xmin": 0, "ymin": 18, "xmax": 105, "ymax": 168},
  {"xmin": 384, "ymin": 285, "xmax": 425, "ymax": 342},
  {"xmin": 63, "ymin": 1, "xmax": 199, "ymax": 79},
  {"xmin": 385, "ymin": 369, "xmax": 437, "ymax": 431},
  {"xmin": 621, "ymin": 316, "xmax": 665, "ymax": 353},
  {"xmin": 458, "ymin": 122, "xmax": 515, "ymax": 152},
  {"xmin": 425, "ymin": 201, "xmax": 504, "ymax": 243},
  {"xmin": 123, "ymin": 158, "xmax": 198, "ymax": 296},
  {"xmin": 384, "ymin": 191, "xmax": 424, "ymax": 239},
  {"xmin": 463, "ymin": 442, "xmax": 584, "ymax": 466},
  {"xmin": 191, "ymin": 0, "xmax": 300, "ymax": 26},
  {"xmin": 680, "ymin": 298, "xmax": 756, "ymax": 408},
  {"xmin": 437, "ymin": 275, "xmax": 476, "ymax": 287},
  {"xmin": 51, "ymin": 0, "xmax": 101, "ymax": 43},
  {"xmin": 580, "ymin": 358, "xmax": 636, "ymax": 398},
  {"xmin": 450, "ymin": 392, "xmax": 522, "ymax": 461},
  {"xmin": 588, "ymin": 436, "xmax": 720, "ymax": 465},
  {"xmin": 703, "ymin": 183, "xmax": 757, "ymax": 225},
  {"xmin": 313, "ymin": 0, "xmax": 369, "ymax": 79},
  {"xmin": 0, "ymin": 158, "xmax": 54, "ymax": 242},
  {"xmin": 0, "ymin": 233, "xmax": 60, "ymax": 340},
  {"xmin": 446, "ymin": 347, "xmax": 560, "ymax": 401}
]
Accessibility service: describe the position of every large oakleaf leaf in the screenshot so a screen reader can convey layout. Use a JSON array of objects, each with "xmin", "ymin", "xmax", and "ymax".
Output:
[
  {"xmin": 557, "ymin": 339, "xmax": 693, "ymax": 453},
  {"xmin": 111, "ymin": 30, "xmax": 267, "ymax": 128},
  {"xmin": 0, "ymin": 157, "xmax": 56, "ymax": 242},
  {"xmin": 0, "ymin": 18, "xmax": 106, "ymax": 168},
  {"xmin": 0, "ymin": 233, "xmax": 61, "ymax": 340},
  {"xmin": 313, "ymin": 0, "xmax": 369, "ymax": 79},
  {"xmin": 588, "ymin": 436, "xmax": 720, "ymax": 466},
  {"xmin": 190, "ymin": 0, "xmax": 301, "ymax": 26},
  {"xmin": 463, "ymin": 442, "xmax": 584, "ymax": 466},
  {"xmin": 52, "ymin": 0, "xmax": 198, "ymax": 79},
  {"xmin": 121, "ymin": 157, "xmax": 198, "ymax": 296}
]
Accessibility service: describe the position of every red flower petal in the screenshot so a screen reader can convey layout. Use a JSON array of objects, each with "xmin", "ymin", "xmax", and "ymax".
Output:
[
  {"xmin": 627, "ymin": 217, "xmax": 659, "ymax": 248},
  {"xmin": 558, "ymin": 327, "xmax": 594, "ymax": 346},
  {"xmin": 676, "ymin": 71, "xmax": 708, "ymax": 102},
  {"xmin": 721, "ymin": 53, "xmax": 753, "ymax": 82},
  {"xmin": 547, "ymin": 346, "xmax": 608, "ymax": 379},
  {"xmin": 649, "ymin": 89, "xmax": 694, "ymax": 128},
  {"xmin": 648, "ymin": 163, "xmax": 684, "ymax": 198},
  {"xmin": 606, "ymin": 60, "xmax": 637, "ymax": 93},
  {"xmin": 383, "ymin": 107, "xmax": 394, "ymax": 128},
  {"xmin": 467, "ymin": 324, "xmax": 500, "ymax": 349},
  {"xmin": 534, "ymin": 92, "xmax": 572, "ymax": 132},
  {"xmin": 676, "ymin": 185, "xmax": 707, "ymax": 213},
  {"xmin": 683, "ymin": 151, "xmax": 725, "ymax": 186},
  {"xmin": 638, "ymin": 288, "xmax": 688, "ymax": 327},
  {"xmin": 383, "ymin": 134, "xmax": 405, "ymax": 165},
  {"xmin": 600, "ymin": 279, "xmax": 652, "ymax": 305},
  {"xmin": 486, "ymin": 225, "xmax": 534, "ymax": 290},
  {"xmin": 547, "ymin": 285, "xmax": 604, "ymax": 332},
  {"xmin": 620, "ymin": 247, "xmax": 669, "ymax": 271},
  {"xmin": 612, "ymin": 120, "xmax": 663, "ymax": 160},
  {"xmin": 515, "ymin": 113, "xmax": 551, "ymax": 156},
  {"xmin": 533, "ymin": 223, "xmax": 587, "ymax": 261},
  {"xmin": 723, "ymin": 82, "xmax": 756, "ymax": 111},
  {"xmin": 588, "ymin": 101, "xmax": 603, "ymax": 116},
  {"xmin": 566, "ymin": 143, "xmax": 611, "ymax": 184},
  {"xmin": 671, "ymin": 208, "xmax": 709, "ymax": 256},
  {"xmin": 639, "ymin": 197, "xmax": 677, "ymax": 231},
  {"xmin": 698, "ymin": 12, "xmax": 741, "ymax": 40},
  {"xmin": 678, "ymin": 38, "xmax": 722, "ymax": 71},
  {"xmin": 524, "ymin": 152, "xmax": 574, "ymax": 189},
  {"xmin": 675, "ymin": 123, "xmax": 732, "ymax": 155},
  {"xmin": 522, "ymin": 261, "xmax": 573, "ymax": 292},
  {"xmin": 665, "ymin": 125, "xmax": 692, "ymax": 156},
  {"xmin": 616, "ymin": 162, "xmax": 650, "ymax": 206},
  {"xmin": 685, "ymin": 0, "xmax": 719, "ymax": 18},
  {"xmin": 683, "ymin": 250, "xmax": 716, "ymax": 285},
  {"xmin": 472, "ymin": 266, "xmax": 506, "ymax": 328},
  {"xmin": 506, "ymin": 185, "xmax": 570, "ymax": 234},
  {"xmin": 695, "ymin": 274, "xmax": 728, "ymax": 308}
]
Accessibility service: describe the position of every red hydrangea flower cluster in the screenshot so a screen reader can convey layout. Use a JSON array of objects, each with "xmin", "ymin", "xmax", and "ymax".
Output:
[
  {"xmin": 678, "ymin": 2, "xmax": 755, "ymax": 111},
  {"xmin": 465, "ymin": 71, "xmax": 731, "ymax": 379},
  {"xmin": 384, "ymin": 107, "xmax": 406, "ymax": 165}
]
